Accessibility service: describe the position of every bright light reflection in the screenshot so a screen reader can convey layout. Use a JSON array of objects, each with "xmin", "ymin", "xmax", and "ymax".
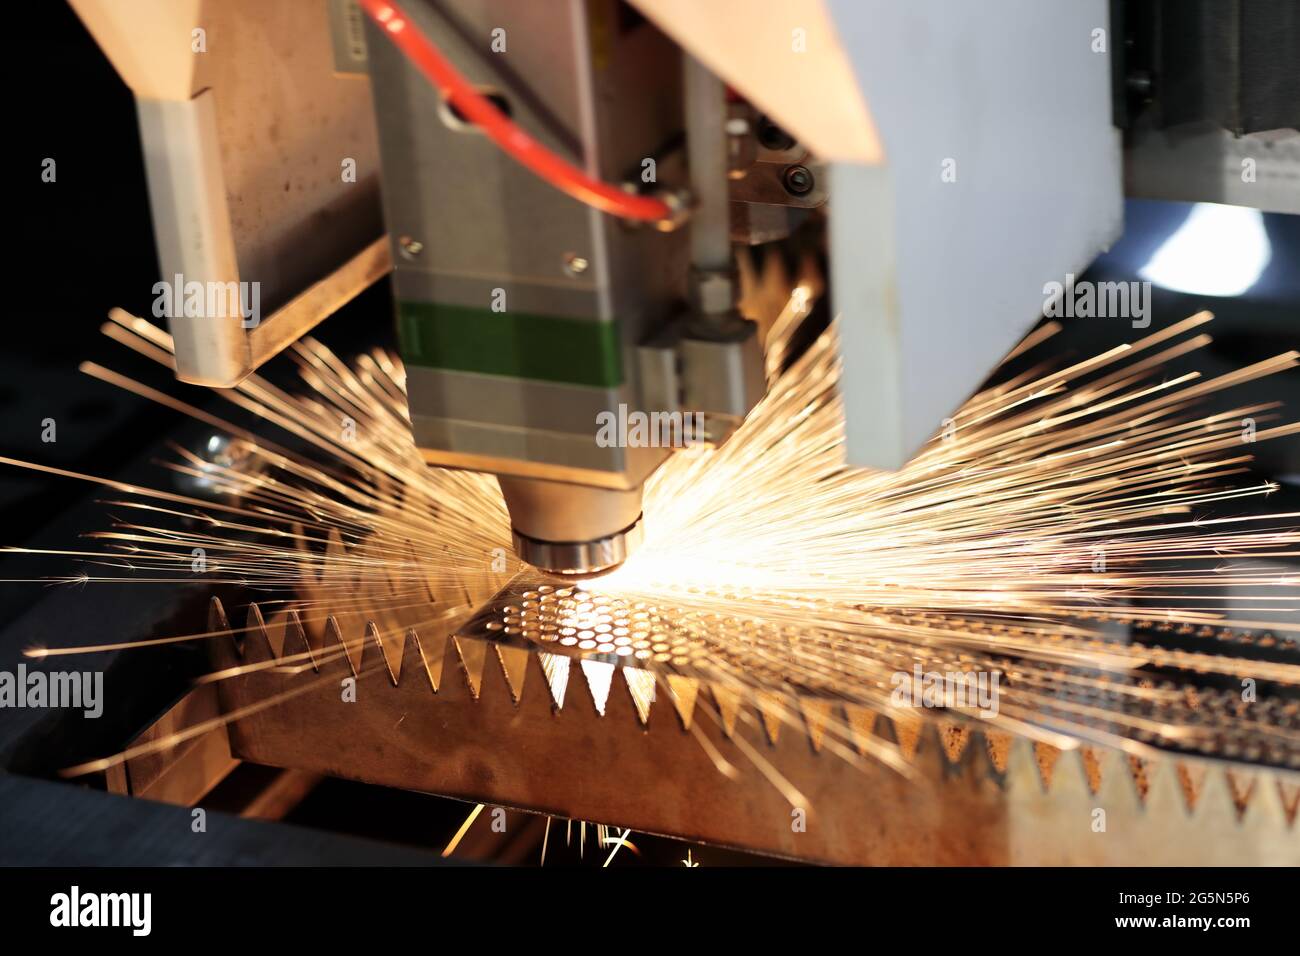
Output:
[{"xmin": 1140, "ymin": 202, "xmax": 1271, "ymax": 297}]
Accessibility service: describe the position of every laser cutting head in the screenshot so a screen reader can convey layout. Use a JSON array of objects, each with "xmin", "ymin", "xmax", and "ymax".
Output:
[
  {"xmin": 365, "ymin": 2, "xmax": 765, "ymax": 578},
  {"xmin": 497, "ymin": 477, "xmax": 645, "ymax": 578},
  {"xmin": 75, "ymin": 0, "xmax": 774, "ymax": 579}
]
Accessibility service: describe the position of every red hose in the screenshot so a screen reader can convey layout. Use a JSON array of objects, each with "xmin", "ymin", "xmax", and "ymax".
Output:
[{"xmin": 359, "ymin": 0, "xmax": 674, "ymax": 223}]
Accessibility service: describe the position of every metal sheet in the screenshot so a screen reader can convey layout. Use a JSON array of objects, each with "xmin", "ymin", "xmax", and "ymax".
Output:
[{"xmin": 209, "ymin": 589, "xmax": 1300, "ymax": 865}]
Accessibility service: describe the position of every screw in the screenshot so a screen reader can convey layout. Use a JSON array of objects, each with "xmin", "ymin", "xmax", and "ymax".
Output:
[
  {"xmin": 783, "ymin": 165, "xmax": 814, "ymax": 196},
  {"xmin": 398, "ymin": 235, "xmax": 424, "ymax": 259},
  {"xmin": 563, "ymin": 252, "xmax": 589, "ymax": 276}
]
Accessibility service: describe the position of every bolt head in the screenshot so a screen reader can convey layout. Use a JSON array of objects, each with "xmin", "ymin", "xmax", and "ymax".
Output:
[{"xmin": 783, "ymin": 165, "xmax": 814, "ymax": 196}]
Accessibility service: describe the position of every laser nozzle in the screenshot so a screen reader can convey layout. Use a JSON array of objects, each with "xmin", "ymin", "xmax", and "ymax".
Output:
[
  {"xmin": 497, "ymin": 476, "xmax": 645, "ymax": 578},
  {"xmin": 511, "ymin": 518, "xmax": 643, "ymax": 579}
]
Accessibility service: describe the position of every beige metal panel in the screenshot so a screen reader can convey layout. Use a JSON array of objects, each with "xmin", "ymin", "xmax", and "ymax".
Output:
[
  {"xmin": 245, "ymin": 237, "xmax": 393, "ymax": 365},
  {"xmin": 195, "ymin": 0, "xmax": 384, "ymax": 314},
  {"xmin": 628, "ymin": 0, "xmax": 882, "ymax": 163},
  {"xmin": 68, "ymin": 0, "xmax": 204, "ymax": 100},
  {"xmin": 73, "ymin": 0, "xmax": 384, "ymax": 386},
  {"xmin": 136, "ymin": 92, "xmax": 247, "ymax": 386}
]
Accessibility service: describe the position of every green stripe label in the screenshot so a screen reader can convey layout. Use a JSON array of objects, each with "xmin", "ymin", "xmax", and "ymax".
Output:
[{"xmin": 398, "ymin": 301, "xmax": 623, "ymax": 388}]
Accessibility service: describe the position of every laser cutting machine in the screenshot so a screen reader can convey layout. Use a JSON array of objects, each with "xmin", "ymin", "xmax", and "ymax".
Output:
[
  {"xmin": 65, "ymin": 0, "xmax": 1300, "ymax": 575},
  {"xmin": 59, "ymin": 0, "xmax": 1205, "ymax": 577},
  {"xmin": 8, "ymin": 0, "xmax": 1292, "ymax": 866}
]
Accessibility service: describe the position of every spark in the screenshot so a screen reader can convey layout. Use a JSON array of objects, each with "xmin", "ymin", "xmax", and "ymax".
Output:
[
  {"xmin": 513, "ymin": 311, "xmax": 1300, "ymax": 762},
  {"xmin": 601, "ymin": 827, "xmax": 638, "ymax": 866},
  {"xmin": 2, "ymin": 301, "xmax": 1298, "ymax": 780},
  {"xmin": 442, "ymin": 803, "xmax": 485, "ymax": 858}
]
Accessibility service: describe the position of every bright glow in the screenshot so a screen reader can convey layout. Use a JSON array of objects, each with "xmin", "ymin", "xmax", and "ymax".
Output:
[{"xmin": 1140, "ymin": 203, "xmax": 1271, "ymax": 296}]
